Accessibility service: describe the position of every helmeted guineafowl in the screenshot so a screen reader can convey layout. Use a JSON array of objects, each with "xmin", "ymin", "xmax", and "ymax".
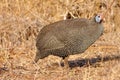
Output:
[{"xmin": 34, "ymin": 14, "xmax": 104, "ymax": 68}]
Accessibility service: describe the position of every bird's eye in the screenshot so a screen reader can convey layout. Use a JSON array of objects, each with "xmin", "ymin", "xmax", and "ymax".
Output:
[{"xmin": 95, "ymin": 15, "xmax": 102, "ymax": 23}]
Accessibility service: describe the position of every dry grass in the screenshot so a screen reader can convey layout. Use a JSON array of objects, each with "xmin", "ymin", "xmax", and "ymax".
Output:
[{"xmin": 0, "ymin": 0, "xmax": 120, "ymax": 80}]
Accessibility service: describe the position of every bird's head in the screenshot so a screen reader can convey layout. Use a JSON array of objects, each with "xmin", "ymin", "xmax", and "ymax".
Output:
[{"xmin": 95, "ymin": 14, "xmax": 104, "ymax": 23}]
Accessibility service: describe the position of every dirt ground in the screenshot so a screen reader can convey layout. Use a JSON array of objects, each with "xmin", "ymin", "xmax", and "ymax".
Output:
[{"xmin": 0, "ymin": 0, "xmax": 120, "ymax": 80}]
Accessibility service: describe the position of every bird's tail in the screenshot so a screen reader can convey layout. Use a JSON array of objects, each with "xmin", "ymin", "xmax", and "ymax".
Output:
[{"xmin": 34, "ymin": 50, "xmax": 49, "ymax": 63}]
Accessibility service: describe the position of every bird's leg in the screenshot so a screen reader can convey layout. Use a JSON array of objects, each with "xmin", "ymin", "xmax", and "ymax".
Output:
[
  {"xmin": 64, "ymin": 56, "xmax": 69, "ymax": 69},
  {"xmin": 58, "ymin": 58, "xmax": 63, "ymax": 67}
]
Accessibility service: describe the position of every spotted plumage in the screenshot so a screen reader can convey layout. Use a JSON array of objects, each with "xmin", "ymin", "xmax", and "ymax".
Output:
[{"xmin": 35, "ymin": 14, "xmax": 104, "ymax": 67}]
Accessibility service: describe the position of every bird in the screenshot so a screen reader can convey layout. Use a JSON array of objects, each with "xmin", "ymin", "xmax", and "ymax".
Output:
[{"xmin": 34, "ymin": 14, "xmax": 104, "ymax": 68}]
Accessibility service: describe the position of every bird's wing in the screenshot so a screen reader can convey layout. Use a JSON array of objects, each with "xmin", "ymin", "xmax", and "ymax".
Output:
[{"xmin": 37, "ymin": 35, "xmax": 65, "ymax": 51}]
